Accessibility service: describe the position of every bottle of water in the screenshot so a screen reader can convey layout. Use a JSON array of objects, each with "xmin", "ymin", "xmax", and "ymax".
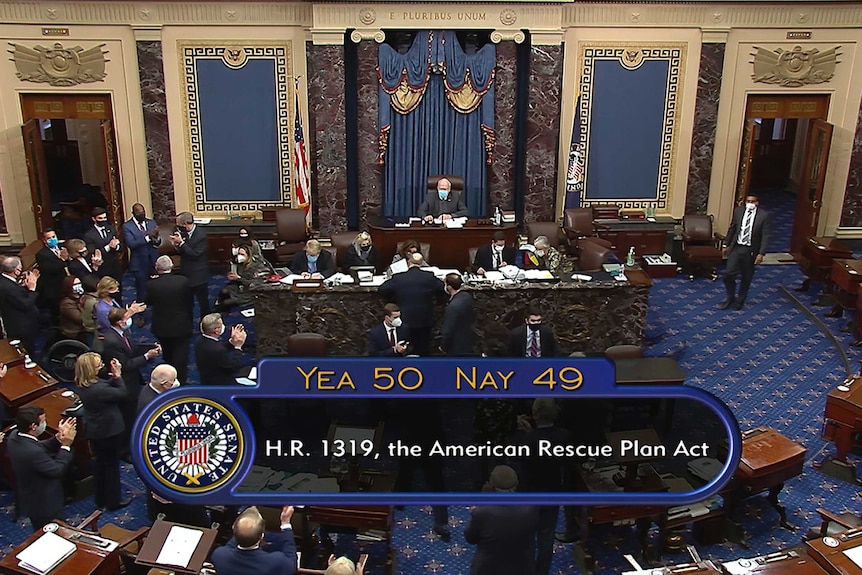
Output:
[
  {"xmin": 626, "ymin": 246, "xmax": 636, "ymax": 268},
  {"xmin": 494, "ymin": 206, "xmax": 502, "ymax": 226}
]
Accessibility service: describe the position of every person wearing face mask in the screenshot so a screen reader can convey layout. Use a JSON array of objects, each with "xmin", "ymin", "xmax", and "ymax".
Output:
[
  {"xmin": 84, "ymin": 208, "xmax": 123, "ymax": 303},
  {"xmin": 522, "ymin": 236, "xmax": 563, "ymax": 275},
  {"xmin": 367, "ymin": 303, "xmax": 412, "ymax": 356},
  {"xmin": 74, "ymin": 352, "xmax": 132, "ymax": 511},
  {"xmin": 58, "ymin": 276, "xmax": 88, "ymax": 343},
  {"xmin": 419, "ymin": 177, "xmax": 468, "ymax": 223},
  {"xmin": 196, "ymin": 314, "xmax": 248, "ymax": 385},
  {"xmin": 507, "ymin": 304, "xmax": 558, "ymax": 358},
  {"xmin": 6, "ymin": 406, "xmax": 77, "ymax": 530},
  {"xmin": 720, "ymin": 194, "xmax": 771, "ymax": 311},
  {"xmin": 235, "ymin": 228, "xmax": 264, "ymax": 264},
  {"xmin": 0, "ymin": 256, "xmax": 40, "ymax": 354},
  {"xmin": 472, "ymin": 231, "xmax": 518, "ymax": 275},
  {"xmin": 170, "ymin": 211, "xmax": 211, "ymax": 317},
  {"xmin": 290, "ymin": 239, "xmax": 336, "ymax": 279},
  {"xmin": 215, "ymin": 245, "xmax": 268, "ymax": 312},
  {"xmin": 101, "ymin": 308, "xmax": 161, "ymax": 460},
  {"xmin": 35, "ymin": 228, "xmax": 70, "ymax": 325},
  {"xmin": 66, "ymin": 238, "xmax": 104, "ymax": 280},
  {"xmin": 122, "ymin": 203, "xmax": 162, "ymax": 303},
  {"xmin": 344, "ymin": 231, "xmax": 377, "ymax": 270},
  {"xmin": 95, "ymin": 276, "xmax": 146, "ymax": 334}
]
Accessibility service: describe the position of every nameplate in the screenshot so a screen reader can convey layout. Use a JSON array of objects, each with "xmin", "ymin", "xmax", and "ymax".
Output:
[{"xmin": 291, "ymin": 280, "xmax": 324, "ymax": 291}]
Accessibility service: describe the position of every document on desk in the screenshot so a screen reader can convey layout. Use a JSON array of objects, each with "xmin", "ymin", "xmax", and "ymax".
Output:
[
  {"xmin": 360, "ymin": 275, "xmax": 387, "ymax": 287},
  {"xmin": 483, "ymin": 271, "xmax": 505, "ymax": 281},
  {"xmin": 278, "ymin": 274, "xmax": 305, "ymax": 285},
  {"xmin": 16, "ymin": 532, "xmax": 76, "ymax": 575},
  {"xmin": 844, "ymin": 545, "xmax": 862, "ymax": 569},
  {"xmin": 389, "ymin": 259, "xmax": 408, "ymax": 275},
  {"xmin": 155, "ymin": 525, "xmax": 203, "ymax": 568}
]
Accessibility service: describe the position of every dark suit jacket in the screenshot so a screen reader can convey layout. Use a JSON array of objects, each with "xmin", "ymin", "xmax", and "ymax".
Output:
[
  {"xmin": 290, "ymin": 250, "xmax": 336, "ymax": 278},
  {"xmin": 177, "ymin": 226, "xmax": 210, "ymax": 287},
  {"xmin": 343, "ymin": 245, "xmax": 377, "ymax": 270},
  {"xmin": 211, "ymin": 530, "xmax": 297, "ymax": 575},
  {"xmin": 465, "ymin": 505, "xmax": 540, "ymax": 575},
  {"xmin": 84, "ymin": 223, "xmax": 122, "ymax": 281},
  {"xmin": 68, "ymin": 256, "xmax": 103, "ymax": 280},
  {"xmin": 507, "ymin": 325, "xmax": 558, "ymax": 358},
  {"xmin": 35, "ymin": 245, "xmax": 68, "ymax": 302},
  {"xmin": 0, "ymin": 275, "xmax": 40, "ymax": 342},
  {"xmin": 101, "ymin": 328, "xmax": 152, "ymax": 389},
  {"xmin": 378, "ymin": 267, "xmax": 444, "ymax": 328},
  {"xmin": 472, "ymin": 244, "xmax": 518, "ymax": 273},
  {"xmin": 441, "ymin": 291, "xmax": 475, "ymax": 355},
  {"xmin": 195, "ymin": 335, "xmax": 243, "ymax": 385},
  {"xmin": 122, "ymin": 218, "xmax": 161, "ymax": 273},
  {"xmin": 367, "ymin": 321, "xmax": 413, "ymax": 356},
  {"xmin": 76, "ymin": 376, "xmax": 127, "ymax": 440},
  {"xmin": 6, "ymin": 431, "xmax": 73, "ymax": 521},
  {"xmin": 146, "ymin": 273, "xmax": 193, "ymax": 338},
  {"xmin": 418, "ymin": 190, "xmax": 468, "ymax": 218},
  {"xmin": 723, "ymin": 206, "xmax": 771, "ymax": 256},
  {"xmin": 137, "ymin": 384, "xmax": 160, "ymax": 413}
]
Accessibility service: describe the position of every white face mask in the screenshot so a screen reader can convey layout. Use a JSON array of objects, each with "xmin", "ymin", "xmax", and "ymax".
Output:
[
  {"xmin": 390, "ymin": 317, "xmax": 402, "ymax": 328},
  {"xmin": 494, "ymin": 245, "xmax": 504, "ymax": 253},
  {"xmin": 231, "ymin": 247, "xmax": 239, "ymax": 256},
  {"xmin": 72, "ymin": 283, "xmax": 84, "ymax": 295},
  {"xmin": 536, "ymin": 250, "xmax": 545, "ymax": 257},
  {"xmin": 217, "ymin": 324, "xmax": 226, "ymax": 337},
  {"xmin": 237, "ymin": 255, "xmax": 247, "ymax": 263},
  {"xmin": 745, "ymin": 202, "xmax": 757, "ymax": 211},
  {"xmin": 171, "ymin": 379, "xmax": 180, "ymax": 389},
  {"xmin": 34, "ymin": 420, "xmax": 47, "ymax": 436}
]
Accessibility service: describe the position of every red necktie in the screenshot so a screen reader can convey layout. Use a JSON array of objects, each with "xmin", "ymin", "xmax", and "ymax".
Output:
[
  {"xmin": 122, "ymin": 333, "xmax": 131, "ymax": 350},
  {"xmin": 389, "ymin": 329, "xmax": 396, "ymax": 347}
]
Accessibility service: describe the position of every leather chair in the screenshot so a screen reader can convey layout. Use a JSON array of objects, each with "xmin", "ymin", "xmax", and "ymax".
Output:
[
  {"xmin": 427, "ymin": 174, "xmax": 465, "ymax": 195},
  {"xmin": 331, "ymin": 231, "xmax": 358, "ymax": 270},
  {"xmin": 577, "ymin": 241, "xmax": 612, "ymax": 272},
  {"xmin": 563, "ymin": 208, "xmax": 612, "ymax": 255},
  {"xmin": 468, "ymin": 246, "xmax": 480, "ymax": 270},
  {"xmin": 526, "ymin": 221, "xmax": 565, "ymax": 250},
  {"xmin": 807, "ymin": 507, "xmax": 862, "ymax": 539},
  {"xmin": 395, "ymin": 241, "xmax": 431, "ymax": 263},
  {"xmin": 605, "ymin": 345, "xmax": 644, "ymax": 359},
  {"xmin": 275, "ymin": 208, "xmax": 309, "ymax": 264},
  {"xmin": 288, "ymin": 332, "xmax": 328, "ymax": 357},
  {"xmin": 681, "ymin": 214, "xmax": 724, "ymax": 280}
]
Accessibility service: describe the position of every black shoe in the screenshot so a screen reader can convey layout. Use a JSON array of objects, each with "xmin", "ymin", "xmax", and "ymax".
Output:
[
  {"xmin": 733, "ymin": 300, "xmax": 745, "ymax": 311},
  {"xmin": 718, "ymin": 298, "xmax": 735, "ymax": 310},
  {"xmin": 434, "ymin": 524, "xmax": 451, "ymax": 542},
  {"xmin": 555, "ymin": 530, "xmax": 580, "ymax": 543},
  {"xmin": 106, "ymin": 498, "xmax": 132, "ymax": 511}
]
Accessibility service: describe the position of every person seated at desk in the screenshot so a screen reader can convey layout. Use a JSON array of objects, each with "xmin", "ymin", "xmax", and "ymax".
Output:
[
  {"xmin": 473, "ymin": 231, "xmax": 518, "ymax": 275},
  {"xmin": 291, "ymin": 239, "xmax": 335, "ymax": 279},
  {"xmin": 344, "ymin": 231, "xmax": 377, "ymax": 270},
  {"xmin": 211, "ymin": 505, "xmax": 297, "ymax": 575},
  {"xmin": 521, "ymin": 235, "xmax": 563, "ymax": 274},
  {"xmin": 419, "ymin": 177, "xmax": 468, "ymax": 222},
  {"xmin": 215, "ymin": 245, "xmax": 268, "ymax": 312},
  {"xmin": 368, "ymin": 303, "xmax": 411, "ymax": 356}
]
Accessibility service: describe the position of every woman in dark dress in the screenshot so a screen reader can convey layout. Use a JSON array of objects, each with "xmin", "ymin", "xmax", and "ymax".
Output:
[
  {"xmin": 344, "ymin": 231, "xmax": 377, "ymax": 269},
  {"xmin": 75, "ymin": 352, "xmax": 130, "ymax": 511}
]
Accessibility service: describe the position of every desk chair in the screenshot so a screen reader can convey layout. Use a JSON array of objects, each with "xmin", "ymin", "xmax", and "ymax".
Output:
[
  {"xmin": 427, "ymin": 174, "xmax": 464, "ymax": 195},
  {"xmin": 288, "ymin": 333, "xmax": 328, "ymax": 357},
  {"xmin": 78, "ymin": 510, "xmax": 150, "ymax": 575},
  {"xmin": 807, "ymin": 507, "xmax": 862, "ymax": 539},
  {"xmin": 276, "ymin": 208, "xmax": 310, "ymax": 264},
  {"xmin": 605, "ymin": 345, "xmax": 644, "ymax": 360},
  {"xmin": 331, "ymin": 231, "xmax": 358, "ymax": 271},
  {"xmin": 562, "ymin": 208, "xmax": 612, "ymax": 256},
  {"xmin": 576, "ymin": 241, "xmax": 612, "ymax": 272},
  {"xmin": 681, "ymin": 214, "xmax": 724, "ymax": 281},
  {"xmin": 395, "ymin": 241, "xmax": 431, "ymax": 263},
  {"xmin": 526, "ymin": 221, "xmax": 565, "ymax": 250}
]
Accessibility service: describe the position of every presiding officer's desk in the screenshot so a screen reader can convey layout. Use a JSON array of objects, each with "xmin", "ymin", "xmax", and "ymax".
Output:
[{"xmin": 251, "ymin": 271, "xmax": 651, "ymax": 356}]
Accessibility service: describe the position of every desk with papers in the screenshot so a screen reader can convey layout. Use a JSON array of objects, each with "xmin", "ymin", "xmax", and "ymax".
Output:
[{"xmin": 0, "ymin": 521, "xmax": 120, "ymax": 575}]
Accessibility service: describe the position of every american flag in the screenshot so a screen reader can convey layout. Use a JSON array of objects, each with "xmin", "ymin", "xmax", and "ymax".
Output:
[
  {"xmin": 177, "ymin": 421, "xmax": 209, "ymax": 466},
  {"xmin": 565, "ymin": 93, "xmax": 584, "ymax": 209},
  {"xmin": 293, "ymin": 78, "xmax": 311, "ymax": 220}
]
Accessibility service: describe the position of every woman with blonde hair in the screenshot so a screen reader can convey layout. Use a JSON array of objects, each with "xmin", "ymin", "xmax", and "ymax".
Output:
[
  {"xmin": 94, "ymin": 276, "xmax": 145, "ymax": 332},
  {"xmin": 344, "ymin": 231, "xmax": 377, "ymax": 269},
  {"xmin": 75, "ymin": 352, "xmax": 130, "ymax": 511}
]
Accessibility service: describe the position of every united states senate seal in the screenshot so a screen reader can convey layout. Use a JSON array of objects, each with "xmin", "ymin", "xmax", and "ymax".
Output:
[{"xmin": 142, "ymin": 398, "xmax": 243, "ymax": 494}]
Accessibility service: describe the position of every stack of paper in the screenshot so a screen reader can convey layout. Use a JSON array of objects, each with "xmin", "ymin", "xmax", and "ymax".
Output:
[
  {"xmin": 278, "ymin": 274, "xmax": 305, "ymax": 285},
  {"xmin": 524, "ymin": 270, "xmax": 553, "ymax": 280},
  {"xmin": 324, "ymin": 273, "xmax": 355, "ymax": 285},
  {"xmin": 16, "ymin": 532, "xmax": 76, "ymax": 575},
  {"xmin": 388, "ymin": 259, "xmax": 408, "ymax": 275},
  {"xmin": 360, "ymin": 275, "xmax": 387, "ymax": 287},
  {"xmin": 155, "ymin": 525, "xmax": 203, "ymax": 568}
]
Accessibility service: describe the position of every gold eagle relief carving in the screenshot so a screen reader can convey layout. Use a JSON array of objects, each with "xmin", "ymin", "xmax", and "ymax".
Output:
[
  {"xmin": 8, "ymin": 42, "xmax": 109, "ymax": 86},
  {"xmin": 751, "ymin": 45, "xmax": 839, "ymax": 87}
]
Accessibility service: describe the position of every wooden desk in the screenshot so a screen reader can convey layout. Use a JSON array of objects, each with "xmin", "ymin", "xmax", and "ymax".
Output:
[
  {"xmin": 135, "ymin": 519, "xmax": 217, "ymax": 575},
  {"xmin": 828, "ymin": 259, "xmax": 862, "ymax": 311},
  {"xmin": 24, "ymin": 390, "xmax": 91, "ymax": 480},
  {"xmin": 614, "ymin": 357, "xmax": 685, "ymax": 430},
  {"xmin": 367, "ymin": 216, "xmax": 518, "ymax": 271},
  {"xmin": 797, "ymin": 236, "xmax": 853, "ymax": 292},
  {"xmin": 724, "ymin": 547, "xmax": 829, "ymax": 575},
  {"xmin": 0, "ymin": 363, "xmax": 57, "ymax": 409},
  {"xmin": 0, "ymin": 339, "xmax": 27, "ymax": 366},
  {"xmin": 302, "ymin": 506, "xmax": 394, "ymax": 574},
  {"xmin": 595, "ymin": 217, "xmax": 676, "ymax": 261},
  {"xmin": 822, "ymin": 375, "xmax": 862, "ymax": 463},
  {"xmin": 807, "ymin": 527, "xmax": 862, "ymax": 575},
  {"xmin": 0, "ymin": 521, "xmax": 121, "ymax": 575}
]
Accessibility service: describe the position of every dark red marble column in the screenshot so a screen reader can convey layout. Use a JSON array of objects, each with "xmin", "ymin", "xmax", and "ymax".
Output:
[
  {"xmin": 840, "ymin": 97, "xmax": 862, "ymax": 227},
  {"xmin": 356, "ymin": 41, "xmax": 384, "ymax": 225},
  {"xmin": 524, "ymin": 44, "xmax": 563, "ymax": 223},
  {"xmin": 308, "ymin": 42, "xmax": 347, "ymax": 235},
  {"xmin": 489, "ymin": 41, "xmax": 516, "ymax": 211}
]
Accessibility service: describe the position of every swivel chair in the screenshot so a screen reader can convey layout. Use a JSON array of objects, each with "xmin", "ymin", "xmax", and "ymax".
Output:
[{"xmin": 681, "ymin": 214, "xmax": 724, "ymax": 280}]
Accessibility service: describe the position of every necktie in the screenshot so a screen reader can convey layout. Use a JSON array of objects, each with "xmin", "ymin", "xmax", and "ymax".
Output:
[
  {"xmin": 740, "ymin": 211, "xmax": 754, "ymax": 245},
  {"xmin": 529, "ymin": 331, "xmax": 539, "ymax": 357},
  {"xmin": 389, "ymin": 328, "xmax": 396, "ymax": 347},
  {"xmin": 308, "ymin": 260, "xmax": 317, "ymax": 273},
  {"xmin": 138, "ymin": 221, "xmax": 147, "ymax": 233},
  {"xmin": 99, "ymin": 226, "xmax": 107, "ymax": 240},
  {"xmin": 122, "ymin": 333, "xmax": 131, "ymax": 350},
  {"xmin": 494, "ymin": 251, "xmax": 501, "ymax": 269}
]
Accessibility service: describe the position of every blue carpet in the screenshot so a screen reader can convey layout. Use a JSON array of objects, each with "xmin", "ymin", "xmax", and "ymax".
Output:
[{"xmin": 5, "ymin": 202, "xmax": 862, "ymax": 573}]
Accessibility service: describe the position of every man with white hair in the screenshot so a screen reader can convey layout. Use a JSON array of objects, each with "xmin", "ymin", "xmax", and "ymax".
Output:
[
  {"xmin": 195, "ymin": 313, "xmax": 247, "ymax": 385},
  {"xmin": 325, "ymin": 556, "xmax": 364, "ymax": 575},
  {"xmin": 137, "ymin": 363, "xmax": 179, "ymax": 411},
  {"xmin": 465, "ymin": 465, "xmax": 540, "ymax": 575},
  {"xmin": 146, "ymin": 255, "xmax": 192, "ymax": 384},
  {"xmin": 290, "ymin": 239, "xmax": 336, "ymax": 279}
]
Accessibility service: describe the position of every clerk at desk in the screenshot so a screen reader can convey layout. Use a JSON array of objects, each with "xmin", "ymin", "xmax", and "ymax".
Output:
[
  {"xmin": 419, "ymin": 177, "xmax": 468, "ymax": 222},
  {"xmin": 291, "ymin": 239, "xmax": 336, "ymax": 279}
]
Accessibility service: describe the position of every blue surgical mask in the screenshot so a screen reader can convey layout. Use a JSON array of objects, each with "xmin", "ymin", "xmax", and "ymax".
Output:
[
  {"xmin": 308, "ymin": 255, "xmax": 319, "ymax": 263},
  {"xmin": 46, "ymin": 237, "xmax": 59, "ymax": 249},
  {"xmin": 438, "ymin": 191, "xmax": 449, "ymax": 200},
  {"xmin": 123, "ymin": 318, "xmax": 132, "ymax": 330}
]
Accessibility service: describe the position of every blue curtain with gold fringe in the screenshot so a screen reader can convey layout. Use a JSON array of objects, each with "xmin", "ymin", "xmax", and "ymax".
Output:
[{"xmin": 378, "ymin": 31, "xmax": 495, "ymax": 217}]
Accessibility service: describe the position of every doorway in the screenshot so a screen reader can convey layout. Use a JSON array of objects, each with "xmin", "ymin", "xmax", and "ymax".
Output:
[
  {"xmin": 736, "ymin": 94, "xmax": 831, "ymax": 256},
  {"xmin": 20, "ymin": 93, "xmax": 123, "ymax": 239}
]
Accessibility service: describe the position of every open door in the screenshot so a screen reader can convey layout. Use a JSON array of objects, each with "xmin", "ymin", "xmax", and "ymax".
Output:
[
  {"xmin": 21, "ymin": 119, "xmax": 53, "ymax": 234},
  {"xmin": 790, "ymin": 119, "xmax": 833, "ymax": 255},
  {"xmin": 735, "ymin": 119, "xmax": 758, "ymax": 205},
  {"xmin": 100, "ymin": 119, "xmax": 123, "ymax": 227}
]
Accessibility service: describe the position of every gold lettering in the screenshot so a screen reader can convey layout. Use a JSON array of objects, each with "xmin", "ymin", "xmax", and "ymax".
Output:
[{"xmin": 456, "ymin": 367, "xmax": 476, "ymax": 390}]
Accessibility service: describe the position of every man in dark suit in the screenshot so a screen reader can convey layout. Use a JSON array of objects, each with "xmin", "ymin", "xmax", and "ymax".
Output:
[
  {"xmin": 367, "ymin": 303, "xmax": 412, "ymax": 356},
  {"xmin": 101, "ymin": 307, "xmax": 161, "ymax": 455},
  {"xmin": 507, "ymin": 303, "xmax": 558, "ymax": 358},
  {"xmin": 379, "ymin": 253, "xmax": 444, "ymax": 356},
  {"xmin": 195, "ymin": 313, "xmax": 247, "ymax": 385},
  {"xmin": 720, "ymin": 194, "xmax": 771, "ymax": 311},
  {"xmin": 440, "ymin": 273, "xmax": 475, "ymax": 356},
  {"xmin": 34, "ymin": 228, "xmax": 69, "ymax": 325},
  {"xmin": 122, "ymin": 203, "xmax": 162, "ymax": 302},
  {"xmin": 465, "ymin": 465, "xmax": 540, "ymax": 575},
  {"xmin": 6, "ymin": 406, "xmax": 77, "ymax": 530},
  {"xmin": 0, "ymin": 256, "xmax": 40, "ymax": 354},
  {"xmin": 419, "ymin": 177, "xmax": 468, "ymax": 222},
  {"xmin": 170, "ymin": 211, "xmax": 210, "ymax": 317},
  {"xmin": 472, "ymin": 231, "xmax": 518, "ymax": 275},
  {"xmin": 84, "ymin": 208, "xmax": 123, "ymax": 300},
  {"xmin": 290, "ymin": 239, "xmax": 336, "ymax": 279},
  {"xmin": 211, "ymin": 505, "xmax": 297, "ymax": 575},
  {"xmin": 147, "ymin": 256, "xmax": 193, "ymax": 384}
]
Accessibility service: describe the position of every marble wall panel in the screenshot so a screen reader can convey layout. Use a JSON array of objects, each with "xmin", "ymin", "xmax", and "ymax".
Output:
[
  {"xmin": 488, "ymin": 41, "xmax": 516, "ymax": 211},
  {"xmin": 840, "ymin": 97, "xmax": 862, "ymax": 227},
  {"xmin": 357, "ymin": 41, "xmax": 383, "ymax": 226},
  {"xmin": 685, "ymin": 43, "xmax": 725, "ymax": 215},
  {"xmin": 308, "ymin": 42, "xmax": 347, "ymax": 235},
  {"xmin": 524, "ymin": 44, "xmax": 563, "ymax": 223},
  {"xmin": 137, "ymin": 41, "xmax": 176, "ymax": 222}
]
